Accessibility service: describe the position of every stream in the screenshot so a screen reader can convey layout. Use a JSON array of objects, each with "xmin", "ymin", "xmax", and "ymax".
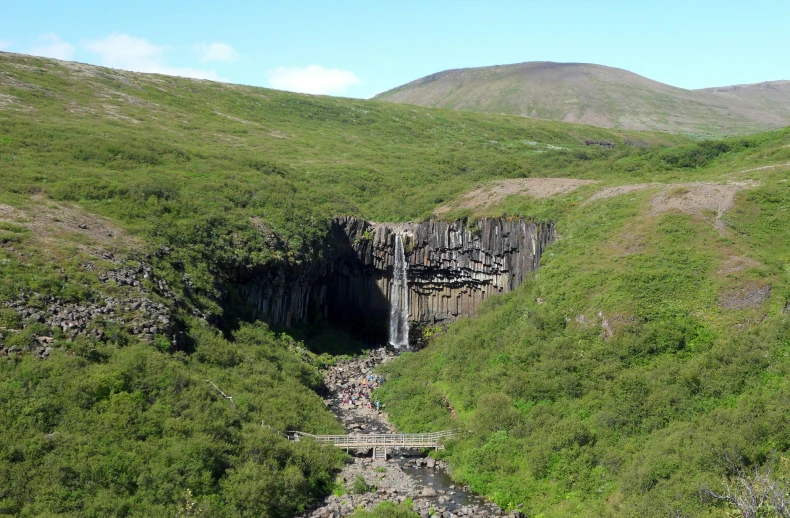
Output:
[{"xmin": 300, "ymin": 347, "xmax": 513, "ymax": 518}]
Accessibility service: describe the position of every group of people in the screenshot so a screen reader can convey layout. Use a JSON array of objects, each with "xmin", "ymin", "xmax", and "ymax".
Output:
[{"xmin": 340, "ymin": 373, "xmax": 384, "ymax": 412}]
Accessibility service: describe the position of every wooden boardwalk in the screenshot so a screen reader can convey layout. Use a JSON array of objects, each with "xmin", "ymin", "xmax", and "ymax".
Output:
[{"xmin": 291, "ymin": 430, "xmax": 456, "ymax": 453}]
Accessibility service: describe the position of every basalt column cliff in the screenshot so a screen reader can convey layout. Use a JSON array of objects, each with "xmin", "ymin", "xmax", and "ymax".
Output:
[
  {"xmin": 339, "ymin": 217, "xmax": 556, "ymax": 324},
  {"xmin": 239, "ymin": 217, "xmax": 556, "ymax": 344}
]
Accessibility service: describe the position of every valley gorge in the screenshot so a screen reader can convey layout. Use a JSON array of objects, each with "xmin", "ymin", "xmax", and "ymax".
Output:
[
  {"xmin": 299, "ymin": 348, "xmax": 511, "ymax": 518},
  {"xmin": 238, "ymin": 217, "xmax": 556, "ymax": 346}
]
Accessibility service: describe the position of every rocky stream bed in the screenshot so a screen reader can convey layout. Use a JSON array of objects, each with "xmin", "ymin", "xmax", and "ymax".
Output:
[{"xmin": 300, "ymin": 348, "xmax": 517, "ymax": 518}]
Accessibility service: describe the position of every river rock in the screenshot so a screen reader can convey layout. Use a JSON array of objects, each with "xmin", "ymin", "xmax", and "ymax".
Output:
[
  {"xmin": 299, "ymin": 348, "xmax": 506, "ymax": 518},
  {"xmin": 421, "ymin": 487, "xmax": 437, "ymax": 497}
]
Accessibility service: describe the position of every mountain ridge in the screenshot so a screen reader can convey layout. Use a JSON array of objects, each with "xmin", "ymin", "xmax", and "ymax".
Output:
[{"xmin": 374, "ymin": 61, "xmax": 790, "ymax": 136}]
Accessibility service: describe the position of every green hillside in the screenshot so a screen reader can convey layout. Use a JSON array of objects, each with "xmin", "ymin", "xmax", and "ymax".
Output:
[
  {"xmin": 375, "ymin": 62, "xmax": 790, "ymax": 138},
  {"xmin": 1, "ymin": 50, "xmax": 790, "ymax": 517},
  {"xmin": 0, "ymin": 52, "xmax": 690, "ymax": 324},
  {"xmin": 377, "ymin": 145, "xmax": 790, "ymax": 515}
]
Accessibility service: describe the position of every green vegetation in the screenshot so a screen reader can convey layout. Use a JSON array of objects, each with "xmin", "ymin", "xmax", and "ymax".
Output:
[
  {"xmin": 351, "ymin": 500, "xmax": 419, "ymax": 518},
  {"xmin": 2, "ymin": 51, "xmax": 786, "ymax": 325},
  {"xmin": 353, "ymin": 474, "xmax": 374, "ymax": 494},
  {"xmin": 0, "ymin": 51, "xmax": 695, "ymax": 326},
  {"xmin": 2, "ymin": 51, "xmax": 790, "ymax": 517},
  {"xmin": 0, "ymin": 322, "xmax": 346, "ymax": 516},
  {"xmin": 377, "ymin": 170, "xmax": 790, "ymax": 516},
  {"xmin": 331, "ymin": 477, "xmax": 347, "ymax": 497}
]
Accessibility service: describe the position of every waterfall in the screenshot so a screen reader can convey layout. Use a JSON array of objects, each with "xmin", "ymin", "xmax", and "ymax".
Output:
[{"xmin": 389, "ymin": 234, "xmax": 409, "ymax": 348}]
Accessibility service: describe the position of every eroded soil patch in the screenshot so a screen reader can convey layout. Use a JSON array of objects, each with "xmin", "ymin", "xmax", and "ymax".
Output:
[
  {"xmin": 0, "ymin": 195, "xmax": 141, "ymax": 256},
  {"xmin": 717, "ymin": 255, "xmax": 762, "ymax": 276},
  {"xmin": 648, "ymin": 181, "xmax": 757, "ymax": 220},
  {"xmin": 435, "ymin": 178, "xmax": 597, "ymax": 215},
  {"xmin": 718, "ymin": 284, "xmax": 771, "ymax": 310},
  {"xmin": 586, "ymin": 181, "xmax": 758, "ymax": 232}
]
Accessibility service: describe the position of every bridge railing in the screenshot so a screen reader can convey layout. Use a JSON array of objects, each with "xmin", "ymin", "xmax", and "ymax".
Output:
[{"xmin": 290, "ymin": 430, "xmax": 457, "ymax": 448}]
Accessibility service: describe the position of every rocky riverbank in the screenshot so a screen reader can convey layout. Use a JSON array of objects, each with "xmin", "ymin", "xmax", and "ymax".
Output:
[{"xmin": 301, "ymin": 348, "xmax": 515, "ymax": 518}]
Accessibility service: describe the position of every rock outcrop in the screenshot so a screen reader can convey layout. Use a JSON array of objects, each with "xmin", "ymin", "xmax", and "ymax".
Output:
[
  {"xmin": 338, "ymin": 216, "xmax": 555, "ymax": 324},
  {"xmin": 240, "ymin": 216, "xmax": 555, "ymax": 345},
  {"xmin": 0, "ymin": 256, "xmax": 180, "ymax": 358}
]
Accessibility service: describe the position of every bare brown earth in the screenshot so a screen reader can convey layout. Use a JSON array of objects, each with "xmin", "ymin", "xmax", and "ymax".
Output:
[
  {"xmin": 718, "ymin": 284, "xmax": 772, "ymax": 310},
  {"xmin": 717, "ymin": 255, "xmax": 762, "ymax": 276},
  {"xmin": 647, "ymin": 181, "xmax": 758, "ymax": 231},
  {"xmin": 588, "ymin": 181, "xmax": 757, "ymax": 227},
  {"xmin": 0, "ymin": 196, "xmax": 139, "ymax": 256},
  {"xmin": 375, "ymin": 62, "xmax": 790, "ymax": 136},
  {"xmin": 434, "ymin": 178, "xmax": 597, "ymax": 215},
  {"xmin": 440, "ymin": 178, "xmax": 758, "ymax": 238}
]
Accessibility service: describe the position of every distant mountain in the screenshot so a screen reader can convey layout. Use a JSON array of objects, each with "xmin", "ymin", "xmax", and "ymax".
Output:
[{"xmin": 374, "ymin": 62, "xmax": 790, "ymax": 136}]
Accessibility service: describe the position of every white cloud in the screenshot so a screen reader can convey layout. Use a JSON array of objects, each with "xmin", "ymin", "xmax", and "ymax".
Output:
[
  {"xmin": 30, "ymin": 33, "xmax": 75, "ymax": 61},
  {"xmin": 83, "ymin": 33, "xmax": 222, "ymax": 81},
  {"xmin": 194, "ymin": 42, "xmax": 238, "ymax": 63},
  {"xmin": 0, "ymin": 40, "xmax": 11, "ymax": 51},
  {"xmin": 84, "ymin": 33, "xmax": 161, "ymax": 68},
  {"xmin": 267, "ymin": 65, "xmax": 361, "ymax": 95}
]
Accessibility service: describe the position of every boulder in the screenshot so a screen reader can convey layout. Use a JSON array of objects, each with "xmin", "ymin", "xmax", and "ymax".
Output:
[{"xmin": 421, "ymin": 487, "xmax": 437, "ymax": 497}]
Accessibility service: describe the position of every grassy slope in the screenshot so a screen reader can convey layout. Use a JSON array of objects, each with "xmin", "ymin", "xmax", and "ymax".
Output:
[
  {"xmin": 1, "ymin": 51, "xmax": 790, "ymax": 516},
  {"xmin": 377, "ymin": 138, "xmax": 790, "ymax": 516},
  {"xmin": 0, "ymin": 52, "xmax": 690, "ymax": 319},
  {"xmin": 0, "ymin": 55, "xmax": 686, "ymax": 220},
  {"xmin": 375, "ymin": 62, "xmax": 790, "ymax": 138}
]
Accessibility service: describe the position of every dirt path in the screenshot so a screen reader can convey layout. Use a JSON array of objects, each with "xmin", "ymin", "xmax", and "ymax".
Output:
[
  {"xmin": 586, "ymin": 180, "xmax": 759, "ymax": 232},
  {"xmin": 739, "ymin": 162, "xmax": 790, "ymax": 174}
]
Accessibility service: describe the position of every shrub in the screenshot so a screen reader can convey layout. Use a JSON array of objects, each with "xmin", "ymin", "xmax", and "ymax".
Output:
[
  {"xmin": 0, "ymin": 308, "xmax": 21, "ymax": 329},
  {"xmin": 351, "ymin": 500, "xmax": 419, "ymax": 518},
  {"xmin": 353, "ymin": 475, "xmax": 371, "ymax": 494}
]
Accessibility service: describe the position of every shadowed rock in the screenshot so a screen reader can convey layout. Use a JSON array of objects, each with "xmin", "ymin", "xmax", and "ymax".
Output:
[{"xmin": 240, "ymin": 216, "xmax": 555, "ymax": 345}]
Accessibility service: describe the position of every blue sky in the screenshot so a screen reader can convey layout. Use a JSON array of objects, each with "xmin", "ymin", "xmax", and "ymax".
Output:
[{"xmin": 1, "ymin": 1, "xmax": 788, "ymax": 98}]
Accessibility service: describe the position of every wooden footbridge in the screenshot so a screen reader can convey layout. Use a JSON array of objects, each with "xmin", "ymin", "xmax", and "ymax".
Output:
[{"xmin": 290, "ymin": 430, "xmax": 457, "ymax": 459}]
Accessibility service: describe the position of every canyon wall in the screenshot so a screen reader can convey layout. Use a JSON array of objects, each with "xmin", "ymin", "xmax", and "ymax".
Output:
[{"xmin": 238, "ymin": 216, "xmax": 555, "ymax": 344}]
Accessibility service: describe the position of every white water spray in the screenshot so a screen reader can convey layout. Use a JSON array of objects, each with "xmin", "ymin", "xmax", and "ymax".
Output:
[{"xmin": 389, "ymin": 234, "xmax": 409, "ymax": 348}]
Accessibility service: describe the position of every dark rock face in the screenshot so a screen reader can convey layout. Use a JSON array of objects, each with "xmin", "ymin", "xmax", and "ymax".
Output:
[
  {"xmin": 239, "ymin": 217, "xmax": 555, "ymax": 344},
  {"xmin": 338, "ymin": 217, "xmax": 555, "ymax": 323}
]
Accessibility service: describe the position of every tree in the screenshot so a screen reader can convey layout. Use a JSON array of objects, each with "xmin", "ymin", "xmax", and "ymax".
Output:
[{"xmin": 702, "ymin": 451, "xmax": 790, "ymax": 518}]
